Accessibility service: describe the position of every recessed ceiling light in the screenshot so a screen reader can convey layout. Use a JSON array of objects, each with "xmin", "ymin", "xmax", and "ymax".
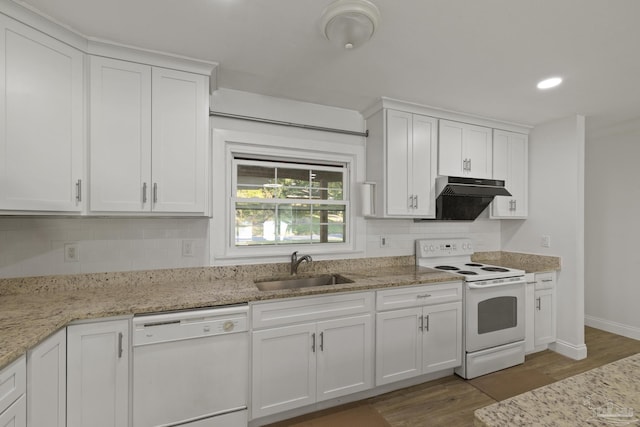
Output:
[{"xmin": 537, "ymin": 77, "xmax": 563, "ymax": 90}]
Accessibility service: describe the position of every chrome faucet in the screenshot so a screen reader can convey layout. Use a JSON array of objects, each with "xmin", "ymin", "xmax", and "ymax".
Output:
[{"xmin": 291, "ymin": 251, "xmax": 312, "ymax": 275}]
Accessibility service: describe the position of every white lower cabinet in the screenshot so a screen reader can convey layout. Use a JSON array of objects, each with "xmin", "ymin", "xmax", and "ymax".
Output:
[
  {"xmin": 26, "ymin": 329, "xmax": 66, "ymax": 427},
  {"xmin": 251, "ymin": 292, "xmax": 374, "ymax": 419},
  {"xmin": 525, "ymin": 272, "xmax": 557, "ymax": 352},
  {"xmin": 66, "ymin": 319, "xmax": 130, "ymax": 427},
  {"xmin": 375, "ymin": 282, "xmax": 462, "ymax": 386},
  {"xmin": 534, "ymin": 272, "xmax": 557, "ymax": 347},
  {"xmin": 0, "ymin": 356, "xmax": 26, "ymax": 427}
]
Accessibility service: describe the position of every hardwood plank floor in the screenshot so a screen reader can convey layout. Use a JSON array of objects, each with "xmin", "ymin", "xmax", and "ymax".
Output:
[{"xmin": 267, "ymin": 327, "xmax": 640, "ymax": 427}]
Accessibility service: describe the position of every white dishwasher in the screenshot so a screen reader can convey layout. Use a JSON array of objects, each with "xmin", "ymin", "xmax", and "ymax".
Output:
[{"xmin": 132, "ymin": 305, "xmax": 249, "ymax": 427}]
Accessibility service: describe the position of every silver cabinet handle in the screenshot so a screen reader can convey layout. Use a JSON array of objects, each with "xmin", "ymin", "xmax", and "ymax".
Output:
[
  {"xmin": 419, "ymin": 315, "xmax": 424, "ymax": 332},
  {"xmin": 416, "ymin": 294, "xmax": 431, "ymax": 299},
  {"xmin": 118, "ymin": 332, "xmax": 123, "ymax": 359},
  {"xmin": 75, "ymin": 179, "xmax": 82, "ymax": 202},
  {"xmin": 542, "ymin": 279, "xmax": 553, "ymax": 283},
  {"xmin": 409, "ymin": 195, "xmax": 413, "ymax": 209},
  {"xmin": 319, "ymin": 331, "xmax": 324, "ymax": 351},
  {"xmin": 468, "ymin": 158, "xmax": 471, "ymax": 171},
  {"xmin": 142, "ymin": 182, "xmax": 147, "ymax": 203},
  {"xmin": 311, "ymin": 333, "xmax": 316, "ymax": 353},
  {"xmin": 153, "ymin": 183, "xmax": 158, "ymax": 204},
  {"xmin": 414, "ymin": 195, "xmax": 418, "ymax": 209},
  {"xmin": 425, "ymin": 314, "xmax": 430, "ymax": 332},
  {"xmin": 536, "ymin": 297, "xmax": 541, "ymax": 310}
]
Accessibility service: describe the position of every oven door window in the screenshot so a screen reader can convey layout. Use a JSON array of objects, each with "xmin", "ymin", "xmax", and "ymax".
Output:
[{"xmin": 478, "ymin": 296, "xmax": 518, "ymax": 334}]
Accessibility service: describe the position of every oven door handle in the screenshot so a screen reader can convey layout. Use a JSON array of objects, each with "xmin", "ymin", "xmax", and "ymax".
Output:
[{"xmin": 467, "ymin": 279, "xmax": 526, "ymax": 289}]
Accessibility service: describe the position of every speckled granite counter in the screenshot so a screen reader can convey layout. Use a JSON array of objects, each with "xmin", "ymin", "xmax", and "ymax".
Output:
[
  {"xmin": 472, "ymin": 251, "xmax": 561, "ymax": 273},
  {"xmin": 0, "ymin": 256, "xmax": 457, "ymax": 370},
  {"xmin": 474, "ymin": 353, "xmax": 640, "ymax": 426}
]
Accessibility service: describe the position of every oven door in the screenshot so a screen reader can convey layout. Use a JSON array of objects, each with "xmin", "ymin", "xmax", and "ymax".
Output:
[{"xmin": 465, "ymin": 279, "xmax": 525, "ymax": 353}]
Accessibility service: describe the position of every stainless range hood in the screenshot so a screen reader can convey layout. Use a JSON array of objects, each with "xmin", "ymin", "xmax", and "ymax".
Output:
[{"xmin": 422, "ymin": 176, "xmax": 512, "ymax": 221}]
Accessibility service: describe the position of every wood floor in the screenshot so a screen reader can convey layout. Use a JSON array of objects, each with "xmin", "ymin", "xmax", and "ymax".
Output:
[{"xmin": 268, "ymin": 327, "xmax": 640, "ymax": 427}]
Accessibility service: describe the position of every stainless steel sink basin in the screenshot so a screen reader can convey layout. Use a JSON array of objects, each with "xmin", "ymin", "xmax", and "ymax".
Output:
[{"xmin": 254, "ymin": 274, "xmax": 354, "ymax": 291}]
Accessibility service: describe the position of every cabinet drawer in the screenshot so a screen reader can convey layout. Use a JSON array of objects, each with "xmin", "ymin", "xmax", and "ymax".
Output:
[
  {"xmin": 0, "ymin": 355, "xmax": 26, "ymax": 415},
  {"xmin": 535, "ymin": 272, "xmax": 556, "ymax": 290},
  {"xmin": 376, "ymin": 282, "xmax": 462, "ymax": 311},
  {"xmin": 252, "ymin": 292, "xmax": 373, "ymax": 329}
]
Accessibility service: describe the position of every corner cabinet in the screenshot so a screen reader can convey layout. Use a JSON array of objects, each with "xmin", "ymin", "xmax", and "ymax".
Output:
[
  {"xmin": 27, "ymin": 329, "xmax": 66, "ymax": 427},
  {"xmin": 0, "ymin": 356, "xmax": 26, "ymax": 427},
  {"xmin": 89, "ymin": 56, "xmax": 208, "ymax": 215},
  {"xmin": 491, "ymin": 130, "xmax": 528, "ymax": 218},
  {"xmin": 250, "ymin": 292, "xmax": 374, "ymax": 420},
  {"xmin": 375, "ymin": 282, "xmax": 462, "ymax": 386},
  {"xmin": 438, "ymin": 120, "xmax": 492, "ymax": 179},
  {"xmin": 66, "ymin": 319, "xmax": 130, "ymax": 427},
  {"xmin": 0, "ymin": 14, "xmax": 83, "ymax": 213},
  {"xmin": 365, "ymin": 109, "xmax": 438, "ymax": 218}
]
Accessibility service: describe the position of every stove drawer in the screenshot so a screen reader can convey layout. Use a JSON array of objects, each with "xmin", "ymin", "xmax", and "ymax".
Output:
[{"xmin": 376, "ymin": 281, "xmax": 462, "ymax": 311}]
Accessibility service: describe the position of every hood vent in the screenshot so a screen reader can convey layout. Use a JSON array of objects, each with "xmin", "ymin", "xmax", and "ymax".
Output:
[{"xmin": 421, "ymin": 176, "xmax": 511, "ymax": 221}]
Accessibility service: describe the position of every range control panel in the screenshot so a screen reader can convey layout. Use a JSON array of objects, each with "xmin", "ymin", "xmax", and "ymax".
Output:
[{"xmin": 416, "ymin": 238, "xmax": 474, "ymax": 258}]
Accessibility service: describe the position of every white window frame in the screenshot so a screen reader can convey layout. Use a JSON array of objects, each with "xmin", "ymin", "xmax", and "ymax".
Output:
[
  {"xmin": 232, "ymin": 158, "xmax": 349, "ymax": 247},
  {"xmin": 211, "ymin": 129, "xmax": 364, "ymax": 263}
]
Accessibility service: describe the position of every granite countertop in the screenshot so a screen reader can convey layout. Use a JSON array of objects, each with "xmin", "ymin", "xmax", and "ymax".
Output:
[
  {"xmin": 472, "ymin": 251, "xmax": 561, "ymax": 273},
  {"xmin": 0, "ymin": 260, "xmax": 457, "ymax": 370},
  {"xmin": 474, "ymin": 353, "xmax": 640, "ymax": 426}
]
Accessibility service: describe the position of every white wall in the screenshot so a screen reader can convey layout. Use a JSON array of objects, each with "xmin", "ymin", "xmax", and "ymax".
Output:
[
  {"xmin": 501, "ymin": 115, "xmax": 586, "ymax": 359},
  {"xmin": 0, "ymin": 217, "xmax": 209, "ymax": 278},
  {"xmin": 584, "ymin": 118, "xmax": 640, "ymax": 339}
]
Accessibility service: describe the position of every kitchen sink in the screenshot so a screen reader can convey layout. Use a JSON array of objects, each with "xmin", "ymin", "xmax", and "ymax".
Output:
[{"xmin": 254, "ymin": 274, "xmax": 354, "ymax": 291}]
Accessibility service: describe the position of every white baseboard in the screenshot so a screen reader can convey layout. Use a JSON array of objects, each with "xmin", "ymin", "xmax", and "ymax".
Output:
[
  {"xmin": 549, "ymin": 339, "xmax": 587, "ymax": 360},
  {"xmin": 585, "ymin": 315, "xmax": 640, "ymax": 340}
]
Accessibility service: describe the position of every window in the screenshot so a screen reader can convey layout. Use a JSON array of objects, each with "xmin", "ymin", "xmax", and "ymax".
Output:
[{"xmin": 233, "ymin": 158, "xmax": 348, "ymax": 247}]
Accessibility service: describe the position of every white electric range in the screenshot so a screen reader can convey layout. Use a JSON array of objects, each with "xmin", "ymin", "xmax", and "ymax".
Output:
[{"xmin": 416, "ymin": 238, "xmax": 526, "ymax": 379}]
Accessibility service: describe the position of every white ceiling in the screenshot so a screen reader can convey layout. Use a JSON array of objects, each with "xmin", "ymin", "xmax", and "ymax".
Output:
[{"xmin": 16, "ymin": 0, "xmax": 640, "ymax": 131}]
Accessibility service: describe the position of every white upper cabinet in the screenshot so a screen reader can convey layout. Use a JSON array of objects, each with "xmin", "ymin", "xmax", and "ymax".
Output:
[
  {"xmin": 0, "ymin": 15, "xmax": 83, "ymax": 212},
  {"xmin": 89, "ymin": 56, "xmax": 208, "ymax": 214},
  {"xmin": 438, "ymin": 119, "xmax": 492, "ymax": 179},
  {"xmin": 366, "ymin": 109, "xmax": 438, "ymax": 218},
  {"xmin": 491, "ymin": 130, "xmax": 528, "ymax": 218}
]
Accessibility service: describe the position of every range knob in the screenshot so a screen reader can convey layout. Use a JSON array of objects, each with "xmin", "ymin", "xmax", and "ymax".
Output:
[{"xmin": 429, "ymin": 245, "xmax": 435, "ymax": 251}]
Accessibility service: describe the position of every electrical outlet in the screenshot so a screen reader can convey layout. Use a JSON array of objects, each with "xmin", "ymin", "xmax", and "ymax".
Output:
[
  {"xmin": 380, "ymin": 236, "xmax": 387, "ymax": 248},
  {"xmin": 541, "ymin": 235, "xmax": 551, "ymax": 248},
  {"xmin": 64, "ymin": 243, "xmax": 79, "ymax": 262},
  {"xmin": 182, "ymin": 240, "xmax": 195, "ymax": 257}
]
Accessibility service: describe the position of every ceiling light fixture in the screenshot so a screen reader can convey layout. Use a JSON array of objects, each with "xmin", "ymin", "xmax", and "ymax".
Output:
[
  {"xmin": 537, "ymin": 77, "xmax": 563, "ymax": 90},
  {"xmin": 320, "ymin": 0, "xmax": 381, "ymax": 50}
]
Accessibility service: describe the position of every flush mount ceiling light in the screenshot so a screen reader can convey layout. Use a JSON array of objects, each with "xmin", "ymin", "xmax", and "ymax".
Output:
[
  {"xmin": 320, "ymin": 0, "xmax": 381, "ymax": 50},
  {"xmin": 537, "ymin": 77, "xmax": 563, "ymax": 89}
]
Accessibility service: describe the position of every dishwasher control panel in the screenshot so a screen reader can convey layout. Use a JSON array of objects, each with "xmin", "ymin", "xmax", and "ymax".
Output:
[{"xmin": 132, "ymin": 305, "xmax": 249, "ymax": 346}]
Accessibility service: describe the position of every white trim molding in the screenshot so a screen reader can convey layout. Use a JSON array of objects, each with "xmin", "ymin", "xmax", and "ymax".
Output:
[
  {"xmin": 585, "ymin": 315, "xmax": 640, "ymax": 341},
  {"xmin": 549, "ymin": 339, "xmax": 587, "ymax": 360}
]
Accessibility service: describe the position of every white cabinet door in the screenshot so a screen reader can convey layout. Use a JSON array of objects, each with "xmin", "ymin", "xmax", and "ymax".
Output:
[
  {"xmin": 534, "ymin": 289, "xmax": 556, "ymax": 347},
  {"xmin": 438, "ymin": 120, "xmax": 492, "ymax": 179},
  {"xmin": 151, "ymin": 67, "xmax": 208, "ymax": 213},
  {"xmin": 26, "ymin": 329, "xmax": 66, "ymax": 427},
  {"xmin": 0, "ymin": 15, "xmax": 83, "ymax": 212},
  {"xmin": 67, "ymin": 320, "xmax": 129, "ymax": 427},
  {"xmin": 491, "ymin": 130, "xmax": 528, "ymax": 218},
  {"xmin": 89, "ymin": 56, "xmax": 152, "ymax": 212},
  {"xmin": 385, "ymin": 110, "xmax": 412, "ymax": 216},
  {"xmin": 316, "ymin": 314, "xmax": 373, "ymax": 401},
  {"xmin": 0, "ymin": 395, "xmax": 26, "ymax": 427},
  {"xmin": 251, "ymin": 323, "xmax": 316, "ymax": 418},
  {"xmin": 411, "ymin": 114, "xmax": 438, "ymax": 217},
  {"xmin": 438, "ymin": 120, "xmax": 465, "ymax": 177},
  {"xmin": 422, "ymin": 301, "xmax": 462, "ymax": 374},
  {"xmin": 384, "ymin": 110, "xmax": 437, "ymax": 217},
  {"xmin": 375, "ymin": 308, "xmax": 422, "ymax": 386}
]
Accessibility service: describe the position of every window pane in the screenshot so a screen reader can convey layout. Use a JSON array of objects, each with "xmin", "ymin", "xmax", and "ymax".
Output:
[
  {"xmin": 236, "ymin": 165, "xmax": 279, "ymax": 199},
  {"xmin": 235, "ymin": 202, "xmax": 276, "ymax": 245}
]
